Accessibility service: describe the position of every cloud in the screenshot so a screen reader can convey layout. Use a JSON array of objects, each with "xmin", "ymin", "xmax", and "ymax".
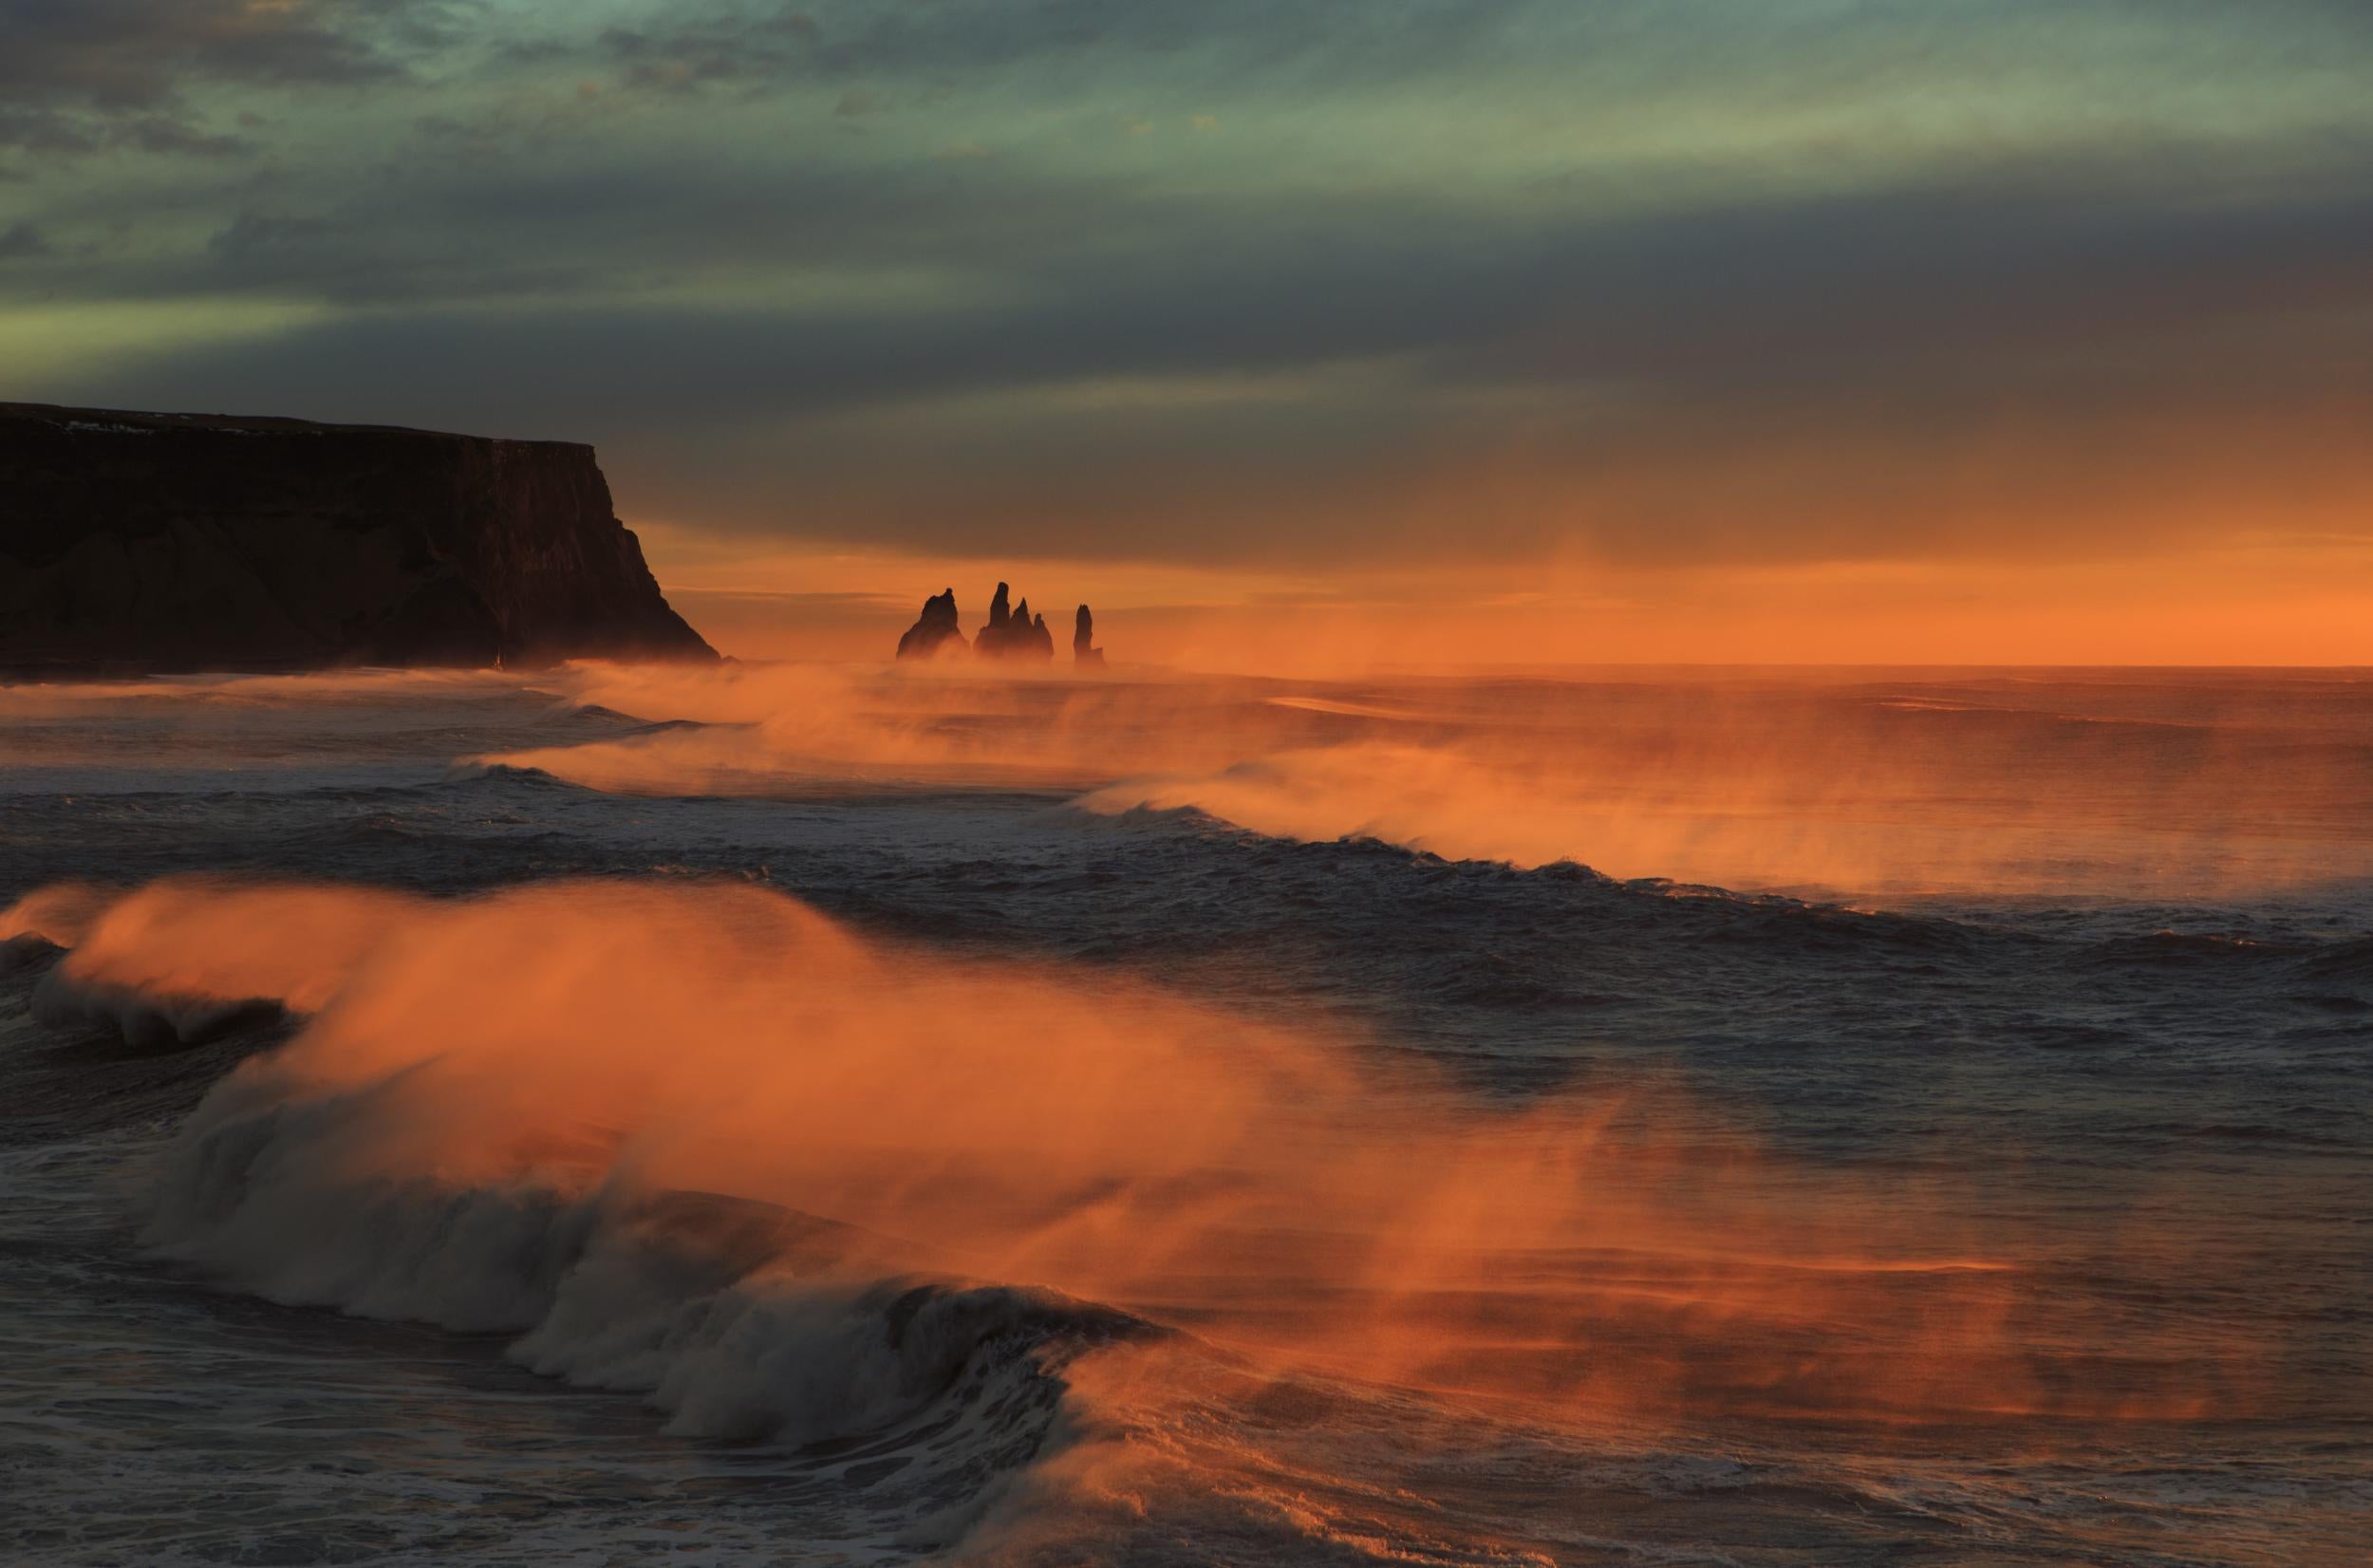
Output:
[
  {"xmin": 0, "ymin": 0, "xmax": 436, "ymax": 154},
  {"xmin": 0, "ymin": 105, "xmax": 98, "ymax": 157},
  {"xmin": 206, "ymin": 211, "xmax": 339, "ymax": 261},
  {"xmin": 121, "ymin": 116, "xmax": 253, "ymax": 158},
  {"xmin": 40, "ymin": 151, "xmax": 2371, "ymax": 570},
  {"xmin": 0, "ymin": 220, "xmax": 54, "ymax": 260},
  {"xmin": 4, "ymin": 0, "xmax": 2371, "ymax": 576},
  {"xmin": 598, "ymin": 3, "xmax": 819, "ymax": 95}
]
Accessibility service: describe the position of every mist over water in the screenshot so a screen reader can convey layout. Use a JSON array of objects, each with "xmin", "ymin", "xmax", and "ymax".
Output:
[
  {"xmin": 3, "ymin": 664, "xmax": 2368, "ymax": 1565},
  {"xmin": 476, "ymin": 662, "xmax": 2373, "ymax": 899}
]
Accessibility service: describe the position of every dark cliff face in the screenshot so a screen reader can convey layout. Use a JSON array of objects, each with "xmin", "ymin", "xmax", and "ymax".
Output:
[{"xmin": 0, "ymin": 402, "xmax": 716, "ymax": 674}]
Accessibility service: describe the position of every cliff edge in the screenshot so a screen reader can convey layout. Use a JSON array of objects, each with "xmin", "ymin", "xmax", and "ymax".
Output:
[{"xmin": 0, "ymin": 402, "xmax": 716, "ymax": 673}]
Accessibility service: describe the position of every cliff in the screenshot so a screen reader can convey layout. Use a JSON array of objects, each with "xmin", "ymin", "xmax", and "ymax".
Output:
[{"xmin": 0, "ymin": 402, "xmax": 715, "ymax": 673}]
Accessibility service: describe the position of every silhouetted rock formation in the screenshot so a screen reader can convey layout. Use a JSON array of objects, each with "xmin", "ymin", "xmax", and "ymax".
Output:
[
  {"xmin": 894, "ymin": 581, "xmax": 1102, "ymax": 666},
  {"xmin": 0, "ymin": 401, "xmax": 715, "ymax": 673},
  {"xmin": 895, "ymin": 588, "xmax": 967, "ymax": 661},
  {"xmin": 974, "ymin": 581, "xmax": 1056, "ymax": 662}
]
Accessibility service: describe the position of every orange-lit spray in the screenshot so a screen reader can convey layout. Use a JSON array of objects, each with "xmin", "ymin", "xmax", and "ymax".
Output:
[{"xmin": 11, "ymin": 874, "xmax": 2253, "ymax": 1441}]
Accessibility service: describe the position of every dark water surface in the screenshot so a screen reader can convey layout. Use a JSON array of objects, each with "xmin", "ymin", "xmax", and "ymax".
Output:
[{"xmin": 2, "ymin": 667, "xmax": 2367, "ymax": 1565}]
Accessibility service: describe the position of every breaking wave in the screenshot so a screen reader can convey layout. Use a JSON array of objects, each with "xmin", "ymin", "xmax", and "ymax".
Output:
[{"xmin": 5, "ymin": 870, "xmax": 2287, "ymax": 1558}]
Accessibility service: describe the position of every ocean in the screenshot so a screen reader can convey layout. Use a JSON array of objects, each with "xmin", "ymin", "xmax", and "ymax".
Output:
[{"xmin": 1, "ymin": 663, "xmax": 2366, "ymax": 1565}]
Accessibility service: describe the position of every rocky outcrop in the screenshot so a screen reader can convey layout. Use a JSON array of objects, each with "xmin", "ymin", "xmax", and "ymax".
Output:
[
  {"xmin": 895, "ymin": 588, "xmax": 967, "ymax": 661},
  {"xmin": 973, "ymin": 582, "xmax": 1055, "ymax": 662},
  {"xmin": 0, "ymin": 401, "xmax": 715, "ymax": 673},
  {"xmin": 889, "ymin": 582, "xmax": 1109, "ymax": 667}
]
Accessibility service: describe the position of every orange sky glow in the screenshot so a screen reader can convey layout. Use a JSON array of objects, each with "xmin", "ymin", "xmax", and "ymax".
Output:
[{"xmin": 645, "ymin": 525, "xmax": 2373, "ymax": 673}]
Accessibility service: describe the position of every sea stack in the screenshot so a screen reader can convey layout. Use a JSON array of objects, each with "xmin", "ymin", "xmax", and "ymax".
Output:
[
  {"xmin": 0, "ymin": 401, "xmax": 715, "ymax": 673},
  {"xmin": 974, "ymin": 582, "xmax": 1056, "ymax": 662},
  {"xmin": 895, "ymin": 588, "xmax": 967, "ymax": 660},
  {"xmin": 898, "ymin": 580, "xmax": 1099, "ymax": 665},
  {"xmin": 980, "ymin": 582, "xmax": 1015, "ymax": 652}
]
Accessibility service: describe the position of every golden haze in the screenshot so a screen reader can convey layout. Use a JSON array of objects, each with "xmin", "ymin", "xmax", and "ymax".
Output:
[{"xmin": 637, "ymin": 529, "xmax": 2373, "ymax": 673}]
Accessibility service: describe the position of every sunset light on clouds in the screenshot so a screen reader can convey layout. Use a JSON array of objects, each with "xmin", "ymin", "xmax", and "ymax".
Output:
[
  {"xmin": 6, "ymin": 9, "xmax": 2373, "ymax": 1566},
  {"xmin": 5, "ymin": 0, "xmax": 2369, "ymax": 663}
]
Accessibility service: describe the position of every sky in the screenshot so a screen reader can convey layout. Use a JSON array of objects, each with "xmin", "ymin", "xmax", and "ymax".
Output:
[{"xmin": 3, "ymin": 0, "xmax": 2370, "ymax": 667}]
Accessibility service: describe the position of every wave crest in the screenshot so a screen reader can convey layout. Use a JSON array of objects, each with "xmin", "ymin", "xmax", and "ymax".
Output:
[{"xmin": 2, "ymin": 870, "xmax": 2260, "ymax": 1552}]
